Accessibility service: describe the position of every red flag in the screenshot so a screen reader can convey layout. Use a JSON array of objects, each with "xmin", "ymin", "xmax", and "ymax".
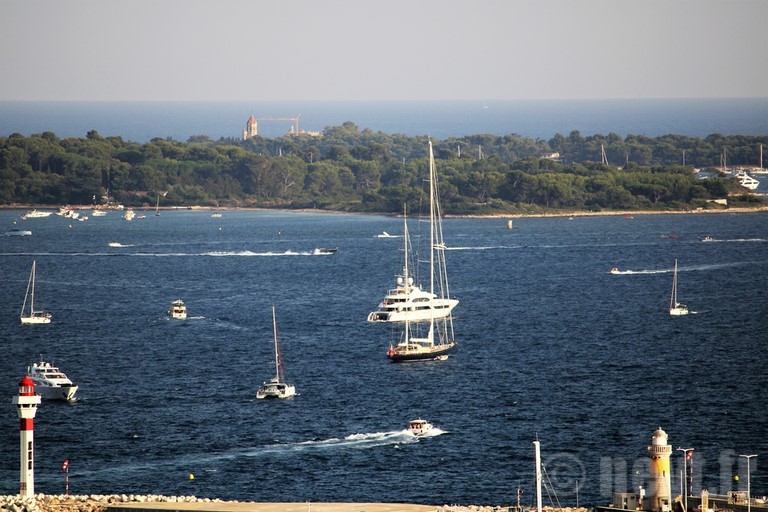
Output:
[{"xmin": 62, "ymin": 459, "xmax": 69, "ymax": 471}]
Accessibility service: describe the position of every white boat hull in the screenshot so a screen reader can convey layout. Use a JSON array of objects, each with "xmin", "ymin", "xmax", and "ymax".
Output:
[
  {"xmin": 21, "ymin": 314, "xmax": 52, "ymax": 324},
  {"xmin": 256, "ymin": 382, "xmax": 295, "ymax": 399},
  {"xmin": 669, "ymin": 305, "xmax": 689, "ymax": 316},
  {"xmin": 36, "ymin": 384, "xmax": 79, "ymax": 401}
]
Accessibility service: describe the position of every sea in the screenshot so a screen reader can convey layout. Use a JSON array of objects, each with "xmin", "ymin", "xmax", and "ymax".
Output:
[
  {"xmin": 1, "ymin": 98, "xmax": 767, "ymax": 142},
  {"xmin": 0, "ymin": 209, "xmax": 767, "ymax": 506}
]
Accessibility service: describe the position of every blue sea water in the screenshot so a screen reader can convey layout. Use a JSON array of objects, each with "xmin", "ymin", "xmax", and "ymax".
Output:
[
  {"xmin": 0, "ymin": 99, "xmax": 767, "ymax": 142},
  {"xmin": 0, "ymin": 209, "xmax": 767, "ymax": 505}
]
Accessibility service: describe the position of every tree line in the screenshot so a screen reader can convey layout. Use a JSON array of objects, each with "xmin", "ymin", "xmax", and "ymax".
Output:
[{"xmin": 1, "ymin": 124, "xmax": 765, "ymax": 214}]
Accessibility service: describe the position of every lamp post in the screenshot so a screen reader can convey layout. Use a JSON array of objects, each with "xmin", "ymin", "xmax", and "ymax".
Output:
[
  {"xmin": 739, "ymin": 454, "xmax": 757, "ymax": 512},
  {"xmin": 677, "ymin": 448, "xmax": 694, "ymax": 511}
]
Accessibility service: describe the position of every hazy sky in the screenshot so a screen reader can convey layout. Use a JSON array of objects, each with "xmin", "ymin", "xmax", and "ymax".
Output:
[{"xmin": 1, "ymin": 0, "xmax": 765, "ymax": 101}]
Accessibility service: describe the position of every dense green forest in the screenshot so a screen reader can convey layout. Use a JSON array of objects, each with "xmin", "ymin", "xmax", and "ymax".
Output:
[{"xmin": 1, "ymin": 124, "xmax": 765, "ymax": 214}]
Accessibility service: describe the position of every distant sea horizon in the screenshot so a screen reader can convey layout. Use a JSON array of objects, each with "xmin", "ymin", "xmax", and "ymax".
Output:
[{"xmin": 1, "ymin": 98, "xmax": 766, "ymax": 143}]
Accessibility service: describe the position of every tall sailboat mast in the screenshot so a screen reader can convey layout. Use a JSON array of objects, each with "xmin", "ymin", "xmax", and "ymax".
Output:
[
  {"xmin": 402, "ymin": 206, "xmax": 411, "ymax": 348},
  {"xmin": 272, "ymin": 305, "xmax": 281, "ymax": 382}
]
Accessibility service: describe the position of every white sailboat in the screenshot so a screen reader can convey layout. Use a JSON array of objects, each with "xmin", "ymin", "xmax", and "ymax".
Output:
[
  {"xmin": 387, "ymin": 141, "xmax": 458, "ymax": 362},
  {"xmin": 257, "ymin": 306, "xmax": 296, "ymax": 399},
  {"xmin": 669, "ymin": 259, "xmax": 688, "ymax": 316},
  {"xmin": 20, "ymin": 260, "xmax": 52, "ymax": 324}
]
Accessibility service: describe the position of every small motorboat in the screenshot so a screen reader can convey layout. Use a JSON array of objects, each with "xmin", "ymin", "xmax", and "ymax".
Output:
[
  {"xmin": 27, "ymin": 358, "xmax": 79, "ymax": 401},
  {"xmin": 5, "ymin": 229, "xmax": 32, "ymax": 237},
  {"xmin": 108, "ymin": 241, "xmax": 122, "ymax": 247},
  {"xmin": 376, "ymin": 231, "xmax": 398, "ymax": 238},
  {"xmin": 167, "ymin": 299, "xmax": 187, "ymax": 319},
  {"xmin": 610, "ymin": 267, "xmax": 621, "ymax": 274},
  {"xmin": 314, "ymin": 247, "xmax": 338, "ymax": 255},
  {"xmin": 700, "ymin": 236, "xmax": 715, "ymax": 242},
  {"xmin": 407, "ymin": 418, "xmax": 434, "ymax": 436}
]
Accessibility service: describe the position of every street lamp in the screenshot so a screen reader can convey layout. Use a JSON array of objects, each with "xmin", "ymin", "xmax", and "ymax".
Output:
[
  {"xmin": 677, "ymin": 448, "xmax": 694, "ymax": 511},
  {"xmin": 739, "ymin": 454, "xmax": 757, "ymax": 512}
]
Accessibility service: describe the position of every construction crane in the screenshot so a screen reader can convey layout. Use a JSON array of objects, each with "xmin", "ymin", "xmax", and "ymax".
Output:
[{"xmin": 254, "ymin": 115, "xmax": 301, "ymax": 135}]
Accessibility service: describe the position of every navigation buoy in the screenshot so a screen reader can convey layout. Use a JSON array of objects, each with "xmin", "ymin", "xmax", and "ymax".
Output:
[{"xmin": 189, "ymin": 473, "xmax": 195, "ymax": 480}]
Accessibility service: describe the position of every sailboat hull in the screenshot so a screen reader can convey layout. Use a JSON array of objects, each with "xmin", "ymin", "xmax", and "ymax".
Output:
[
  {"xmin": 669, "ymin": 305, "xmax": 689, "ymax": 316},
  {"xmin": 21, "ymin": 313, "xmax": 52, "ymax": 324},
  {"xmin": 387, "ymin": 342, "xmax": 456, "ymax": 362},
  {"xmin": 256, "ymin": 382, "xmax": 295, "ymax": 399}
]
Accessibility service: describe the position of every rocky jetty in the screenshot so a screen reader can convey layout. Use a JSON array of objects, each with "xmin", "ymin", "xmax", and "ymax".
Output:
[{"xmin": 0, "ymin": 494, "xmax": 229, "ymax": 512}]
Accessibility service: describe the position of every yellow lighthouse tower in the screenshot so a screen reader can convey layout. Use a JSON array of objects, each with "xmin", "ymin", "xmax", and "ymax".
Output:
[{"xmin": 644, "ymin": 427, "xmax": 672, "ymax": 512}]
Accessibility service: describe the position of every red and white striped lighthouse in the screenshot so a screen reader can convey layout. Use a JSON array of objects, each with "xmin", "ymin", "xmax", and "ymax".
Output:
[{"xmin": 11, "ymin": 375, "xmax": 41, "ymax": 498}]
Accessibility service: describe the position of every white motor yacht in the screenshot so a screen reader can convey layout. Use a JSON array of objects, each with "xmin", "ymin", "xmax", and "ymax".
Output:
[
  {"xmin": 735, "ymin": 170, "xmax": 760, "ymax": 190},
  {"xmin": 407, "ymin": 418, "xmax": 434, "ymax": 436},
  {"xmin": 367, "ymin": 276, "xmax": 458, "ymax": 322},
  {"xmin": 168, "ymin": 299, "xmax": 187, "ymax": 319},
  {"xmin": 27, "ymin": 359, "xmax": 78, "ymax": 401}
]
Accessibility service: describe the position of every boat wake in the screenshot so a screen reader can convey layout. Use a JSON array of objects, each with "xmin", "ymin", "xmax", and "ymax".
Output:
[
  {"xmin": 71, "ymin": 429, "xmax": 444, "ymax": 480},
  {"xmin": 202, "ymin": 250, "xmax": 334, "ymax": 257},
  {"xmin": 612, "ymin": 261, "xmax": 749, "ymax": 275},
  {"xmin": 238, "ymin": 428, "xmax": 446, "ymax": 457},
  {"xmin": 720, "ymin": 238, "xmax": 767, "ymax": 243},
  {"xmin": 446, "ymin": 245, "xmax": 520, "ymax": 251}
]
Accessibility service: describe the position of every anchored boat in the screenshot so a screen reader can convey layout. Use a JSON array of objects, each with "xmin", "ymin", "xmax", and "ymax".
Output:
[
  {"xmin": 386, "ymin": 141, "xmax": 458, "ymax": 362},
  {"xmin": 20, "ymin": 261, "xmax": 52, "ymax": 324},
  {"xmin": 257, "ymin": 306, "xmax": 296, "ymax": 399}
]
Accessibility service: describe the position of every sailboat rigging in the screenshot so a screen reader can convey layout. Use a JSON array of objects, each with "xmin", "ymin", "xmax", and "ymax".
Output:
[
  {"xmin": 669, "ymin": 259, "xmax": 688, "ymax": 316},
  {"xmin": 20, "ymin": 260, "xmax": 52, "ymax": 324},
  {"xmin": 257, "ymin": 306, "xmax": 296, "ymax": 399},
  {"xmin": 387, "ymin": 141, "xmax": 458, "ymax": 362}
]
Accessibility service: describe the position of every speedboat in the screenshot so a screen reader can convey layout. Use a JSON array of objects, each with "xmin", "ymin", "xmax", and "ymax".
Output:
[
  {"xmin": 407, "ymin": 418, "xmax": 433, "ymax": 436},
  {"xmin": 27, "ymin": 358, "xmax": 78, "ymax": 401},
  {"xmin": 610, "ymin": 267, "xmax": 621, "ymax": 274},
  {"xmin": 700, "ymin": 236, "xmax": 715, "ymax": 242},
  {"xmin": 375, "ymin": 231, "xmax": 398, "ymax": 238},
  {"xmin": 167, "ymin": 299, "xmax": 187, "ymax": 319},
  {"xmin": 108, "ymin": 241, "xmax": 122, "ymax": 247},
  {"xmin": 5, "ymin": 229, "xmax": 32, "ymax": 237},
  {"xmin": 314, "ymin": 247, "xmax": 338, "ymax": 255}
]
